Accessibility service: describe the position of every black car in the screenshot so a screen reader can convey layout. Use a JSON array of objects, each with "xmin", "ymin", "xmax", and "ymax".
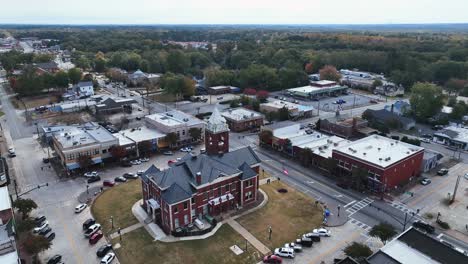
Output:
[
  {"xmin": 83, "ymin": 218, "xmax": 96, "ymax": 230},
  {"xmin": 34, "ymin": 215, "xmax": 46, "ymax": 225},
  {"xmin": 39, "ymin": 226, "xmax": 52, "ymax": 236},
  {"xmin": 47, "ymin": 254, "xmax": 62, "ymax": 264},
  {"xmin": 120, "ymin": 161, "xmax": 132, "ymax": 167},
  {"xmin": 45, "ymin": 232, "xmax": 56, "ymax": 241},
  {"xmin": 437, "ymin": 168, "xmax": 449, "ymax": 176},
  {"xmin": 412, "ymin": 221, "xmax": 435, "ymax": 234},
  {"xmin": 96, "ymin": 244, "xmax": 113, "ymax": 257},
  {"xmin": 87, "ymin": 175, "xmax": 101, "ymax": 183},
  {"xmin": 123, "ymin": 173, "xmax": 138, "ymax": 179}
]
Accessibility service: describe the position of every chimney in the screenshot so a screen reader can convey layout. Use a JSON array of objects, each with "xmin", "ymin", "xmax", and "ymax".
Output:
[{"xmin": 196, "ymin": 172, "xmax": 201, "ymax": 185}]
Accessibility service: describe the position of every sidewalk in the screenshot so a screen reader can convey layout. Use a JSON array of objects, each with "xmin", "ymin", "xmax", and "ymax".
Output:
[
  {"xmin": 227, "ymin": 218, "xmax": 271, "ymax": 255},
  {"xmin": 132, "ymin": 200, "xmax": 167, "ymax": 241},
  {"xmin": 109, "ymin": 222, "xmax": 143, "ymax": 239}
]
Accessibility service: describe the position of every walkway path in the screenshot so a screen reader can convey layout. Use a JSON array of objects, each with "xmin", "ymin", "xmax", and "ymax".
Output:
[
  {"xmin": 109, "ymin": 222, "xmax": 144, "ymax": 239},
  {"xmin": 227, "ymin": 219, "xmax": 271, "ymax": 255}
]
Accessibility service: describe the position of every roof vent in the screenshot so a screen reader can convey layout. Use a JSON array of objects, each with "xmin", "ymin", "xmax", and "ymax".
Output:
[
  {"xmin": 363, "ymin": 153, "xmax": 366, "ymax": 156},
  {"xmin": 183, "ymin": 118, "xmax": 189, "ymax": 122},
  {"xmin": 378, "ymin": 148, "xmax": 381, "ymax": 151},
  {"xmin": 379, "ymin": 158, "xmax": 383, "ymax": 161}
]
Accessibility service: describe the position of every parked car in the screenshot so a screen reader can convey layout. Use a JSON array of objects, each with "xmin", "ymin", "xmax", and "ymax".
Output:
[
  {"xmin": 137, "ymin": 170, "xmax": 145, "ymax": 176},
  {"xmin": 420, "ymin": 178, "xmax": 431, "ymax": 185},
  {"xmin": 75, "ymin": 203, "xmax": 88, "ymax": 213},
  {"xmin": 39, "ymin": 226, "xmax": 52, "ymax": 236},
  {"xmin": 284, "ymin": 242, "xmax": 302, "ymax": 252},
  {"xmin": 87, "ymin": 175, "xmax": 101, "ymax": 183},
  {"xmin": 83, "ymin": 218, "xmax": 96, "ymax": 230},
  {"xmin": 33, "ymin": 221, "xmax": 49, "ymax": 233},
  {"xmin": 42, "ymin": 158, "xmax": 50, "ymax": 163},
  {"xmin": 84, "ymin": 171, "xmax": 99, "ymax": 178},
  {"xmin": 312, "ymin": 228, "xmax": 331, "ymax": 237},
  {"xmin": 437, "ymin": 168, "xmax": 449, "ymax": 176},
  {"xmin": 303, "ymin": 233, "xmax": 321, "ymax": 242},
  {"xmin": 103, "ymin": 180, "xmax": 115, "ymax": 187},
  {"xmin": 263, "ymin": 254, "xmax": 282, "ymax": 263},
  {"xmin": 136, "ymin": 116, "xmax": 142, "ymax": 121},
  {"xmin": 84, "ymin": 224, "xmax": 101, "ymax": 238},
  {"xmin": 421, "ymin": 138, "xmax": 431, "ymax": 143},
  {"xmin": 167, "ymin": 160, "xmax": 176, "ymax": 165},
  {"xmin": 274, "ymin": 247, "xmax": 295, "ymax": 258},
  {"xmin": 34, "ymin": 215, "xmax": 46, "ymax": 225},
  {"xmin": 130, "ymin": 160, "xmax": 141, "ymax": 165},
  {"xmin": 140, "ymin": 157, "xmax": 150, "ymax": 162},
  {"xmin": 465, "ymin": 173, "xmax": 468, "ymax": 180},
  {"xmin": 180, "ymin": 147, "xmax": 191, "ymax": 152},
  {"xmin": 123, "ymin": 172, "xmax": 138, "ymax": 179},
  {"xmin": 89, "ymin": 231, "xmax": 104, "ymax": 244},
  {"xmin": 163, "ymin": 151, "xmax": 174, "ymax": 155},
  {"xmin": 100, "ymin": 252, "xmax": 116, "ymax": 264},
  {"xmin": 120, "ymin": 161, "xmax": 132, "ymax": 167},
  {"xmin": 295, "ymin": 237, "xmax": 313, "ymax": 247},
  {"xmin": 97, "ymin": 244, "xmax": 113, "ymax": 257},
  {"xmin": 412, "ymin": 221, "xmax": 435, "ymax": 234},
  {"xmin": 200, "ymin": 148, "xmax": 206, "ymax": 154},
  {"xmin": 115, "ymin": 176, "xmax": 127, "ymax": 182},
  {"xmin": 45, "ymin": 231, "xmax": 56, "ymax": 241},
  {"xmin": 8, "ymin": 147, "xmax": 16, "ymax": 157},
  {"xmin": 47, "ymin": 255, "xmax": 62, "ymax": 264}
]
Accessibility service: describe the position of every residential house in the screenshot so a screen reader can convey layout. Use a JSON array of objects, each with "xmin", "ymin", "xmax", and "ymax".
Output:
[
  {"xmin": 383, "ymin": 101, "xmax": 410, "ymax": 116},
  {"xmin": 94, "ymin": 97, "xmax": 137, "ymax": 115},
  {"xmin": 363, "ymin": 109, "xmax": 416, "ymax": 130},
  {"xmin": 34, "ymin": 61, "xmax": 59, "ymax": 74}
]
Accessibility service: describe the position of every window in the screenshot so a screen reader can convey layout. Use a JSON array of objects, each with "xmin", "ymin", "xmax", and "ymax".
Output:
[
  {"xmin": 217, "ymin": 188, "xmax": 221, "ymax": 196},
  {"xmin": 191, "ymin": 197, "xmax": 195, "ymax": 204},
  {"xmin": 182, "ymin": 130, "xmax": 185, "ymax": 136},
  {"xmin": 184, "ymin": 214, "xmax": 189, "ymax": 225},
  {"xmin": 227, "ymin": 184, "xmax": 230, "ymax": 192},
  {"xmin": 174, "ymin": 206, "xmax": 178, "ymax": 214},
  {"xmin": 102, "ymin": 149, "xmax": 107, "ymax": 154},
  {"xmin": 174, "ymin": 218, "xmax": 179, "ymax": 228},
  {"xmin": 210, "ymin": 189, "xmax": 214, "ymax": 197},
  {"xmin": 94, "ymin": 149, "xmax": 99, "ymax": 155},
  {"xmin": 183, "ymin": 202, "xmax": 188, "ymax": 210},
  {"xmin": 204, "ymin": 192, "xmax": 208, "ymax": 200},
  {"xmin": 245, "ymin": 191, "xmax": 253, "ymax": 200},
  {"xmin": 231, "ymin": 183, "xmax": 236, "ymax": 191}
]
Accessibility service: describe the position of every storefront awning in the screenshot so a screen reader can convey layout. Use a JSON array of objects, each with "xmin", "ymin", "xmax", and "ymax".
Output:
[
  {"xmin": 66, "ymin": 162, "xmax": 80, "ymax": 170},
  {"xmin": 92, "ymin": 157, "xmax": 103, "ymax": 164},
  {"xmin": 208, "ymin": 193, "xmax": 234, "ymax": 206}
]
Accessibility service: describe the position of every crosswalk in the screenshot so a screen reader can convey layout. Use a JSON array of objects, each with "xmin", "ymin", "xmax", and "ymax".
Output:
[
  {"xmin": 349, "ymin": 217, "xmax": 372, "ymax": 231},
  {"xmin": 389, "ymin": 201, "xmax": 423, "ymax": 221},
  {"xmin": 346, "ymin": 197, "xmax": 374, "ymax": 216}
]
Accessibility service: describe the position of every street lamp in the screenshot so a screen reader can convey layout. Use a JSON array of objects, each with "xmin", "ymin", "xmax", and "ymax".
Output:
[
  {"xmin": 110, "ymin": 216, "xmax": 114, "ymax": 229},
  {"xmin": 337, "ymin": 205, "xmax": 341, "ymax": 217},
  {"xmin": 86, "ymin": 184, "xmax": 89, "ymax": 195},
  {"xmin": 268, "ymin": 225, "xmax": 272, "ymax": 241}
]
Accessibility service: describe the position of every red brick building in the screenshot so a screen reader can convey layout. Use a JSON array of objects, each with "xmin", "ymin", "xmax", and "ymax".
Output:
[
  {"xmin": 141, "ymin": 109, "xmax": 261, "ymax": 234},
  {"xmin": 0, "ymin": 187, "xmax": 13, "ymax": 225},
  {"xmin": 221, "ymin": 108, "xmax": 264, "ymax": 132},
  {"xmin": 332, "ymin": 135, "xmax": 424, "ymax": 192}
]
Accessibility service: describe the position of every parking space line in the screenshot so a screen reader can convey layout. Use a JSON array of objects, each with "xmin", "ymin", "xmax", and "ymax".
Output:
[{"xmin": 55, "ymin": 208, "xmax": 84, "ymax": 264}]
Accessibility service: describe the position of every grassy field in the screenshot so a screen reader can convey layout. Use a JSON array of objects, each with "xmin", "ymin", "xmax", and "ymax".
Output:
[
  {"xmin": 237, "ymin": 181, "xmax": 323, "ymax": 249},
  {"xmin": 113, "ymin": 225, "xmax": 261, "ymax": 264},
  {"xmin": 91, "ymin": 179, "xmax": 142, "ymax": 233}
]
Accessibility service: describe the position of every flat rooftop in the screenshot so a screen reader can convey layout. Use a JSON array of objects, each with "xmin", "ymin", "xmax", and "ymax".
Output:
[
  {"xmin": 334, "ymin": 135, "xmax": 424, "ymax": 168},
  {"xmin": 311, "ymin": 80, "xmax": 337, "ymax": 86},
  {"xmin": 287, "ymin": 84, "xmax": 347, "ymax": 95},
  {"xmin": 120, "ymin": 126, "xmax": 166, "ymax": 143},
  {"xmin": 113, "ymin": 132, "xmax": 135, "ymax": 146},
  {"xmin": 221, "ymin": 108, "xmax": 263, "ymax": 121},
  {"xmin": 438, "ymin": 125, "xmax": 468, "ymax": 143},
  {"xmin": 52, "ymin": 123, "xmax": 116, "ymax": 148},
  {"xmin": 302, "ymin": 136, "xmax": 351, "ymax": 159},
  {"xmin": 146, "ymin": 110, "xmax": 204, "ymax": 127},
  {"xmin": 0, "ymin": 186, "xmax": 11, "ymax": 212},
  {"xmin": 208, "ymin": 86, "xmax": 231, "ymax": 90},
  {"xmin": 261, "ymin": 100, "xmax": 301, "ymax": 110}
]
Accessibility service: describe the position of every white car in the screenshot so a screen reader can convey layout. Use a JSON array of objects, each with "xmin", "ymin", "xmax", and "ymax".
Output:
[
  {"xmin": 130, "ymin": 160, "xmax": 141, "ymax": 165},
  {"xmin": 312, "ymin": 228, "xmax": 331, "ymax": 237},
  {"xmin": 75, "ymin": 203, "xmax": 88, "ymax": 213},
  {"xmin": 180, "ymin": 147, "xmax": 191, "ymax": 152},
  {"xmin": 421, "ymin": 138, "xmax": 431, "ymax": 143},
  {"xmin": 464, "ymin": 173, "xmax": 468, "ymax": 180},
  {"xmin": 100, "ymin": 252, "xmax": 115, "ymax": 264},
  {"xmin": 139, "ymin": 157, "xmax": 150, "ymax": 162},
  {"xmin": 84, "ymin": 171, "xmax": 99, "ymax": 178},
  {"xmin": 274, "ymin": 247, "xmax": 295, "ymax": 258},
  {"xmin": 33, "ymin": 221, "xmax": 49, "ymax": 233},
  {"xmin": 84, "ymin": 223, "xmax": 101, "ymax": 237},
  {"xmin": 284, "ymin": 242, "xmax": 302, "ymax": 252}
]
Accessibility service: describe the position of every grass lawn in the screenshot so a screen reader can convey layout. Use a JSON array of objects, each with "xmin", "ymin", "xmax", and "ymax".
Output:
[
  {"xmin": 113, "ymin": 225, "xmax": 261, "ymax": 264},
  {"xmin": 237, "ymin": 181, "xmax": 323, "ymax": 249},
  {"xmin": 0, "ymin": 111, "xmax": 4, "ymax": 117},
  {"xmin": 91, "ymin": 179, "xmax": 142, "ymax": 233}
]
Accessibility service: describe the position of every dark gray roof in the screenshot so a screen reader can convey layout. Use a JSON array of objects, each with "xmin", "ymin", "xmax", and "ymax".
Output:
[
  {"xmin": 35, "ymin": 61, "xmax": 58, "ymax": 70},
  {"xmin": 364, "ymin": 109, "xmax": 415, "ymax": 127},
  {"xmin": 147, "ymin": 146, "xmax": 260, "ymax": 204},
  {"xmin": 436, "ymin": 129, "xmax": 459, "ymax": 139},
  {"xmin": 335, "ymin": 256, "xmax": 361, "ymax": 264},
  {"xmin": 367, "ymin": 251, "xmax": 400, "ymax": 264},
  {"xmin": 239, "ymin": 162, "xmax": 257, "ymax": 180},
  {"xmin": 161, "ymin": 183, "xmax": 192, "ymax": 204},
  {"xmin": 77, "ymin": 81, "xmax": 93, "ymax": 87}
]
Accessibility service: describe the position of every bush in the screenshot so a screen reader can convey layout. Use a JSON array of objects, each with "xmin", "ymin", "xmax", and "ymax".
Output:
[
  {"xmin": 436, "ymin": 220, "xmax": 450, "ymax": 230},
  {"xmin": 424, "ymin": 212, "xmax": 434, "ymax": 219}
]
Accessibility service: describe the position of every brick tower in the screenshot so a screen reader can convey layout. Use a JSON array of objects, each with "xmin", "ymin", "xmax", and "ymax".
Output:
[{"xmin": 205, "ymin": 107, "xmax": 230, "ymax": 155}]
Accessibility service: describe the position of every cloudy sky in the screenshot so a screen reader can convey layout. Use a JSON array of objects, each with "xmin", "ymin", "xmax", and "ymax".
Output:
[{"xmin": 1, "ymin": 0, "xmax": 467, "ymax": 24}]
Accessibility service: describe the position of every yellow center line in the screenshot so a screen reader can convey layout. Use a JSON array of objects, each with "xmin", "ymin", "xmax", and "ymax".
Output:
[
  {"xmin": 308, "ymin": 230, "xmax": 361, "ymax": 264},
  {"xmin": 55, "ymin": 208, "xmax": 84, "ymax": 264}
]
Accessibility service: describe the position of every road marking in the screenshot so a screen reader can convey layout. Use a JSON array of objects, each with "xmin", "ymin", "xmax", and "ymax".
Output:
[
  {"xmin": 344, "ymin": 200, "xmax": 356, "ymax": 208},
  {"xmin": 55, "ymin": 208, "xmax": 84, "ymax": 264},
  {"xmin": 306, "ymin": 180, "xmax": 314, "ymax": 184},
  {"xmin": 437, "ymin": 233, "xmax": 444, "ymax": 239}
]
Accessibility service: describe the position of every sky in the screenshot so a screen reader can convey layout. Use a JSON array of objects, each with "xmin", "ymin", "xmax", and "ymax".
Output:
[{"xmin": 1, "ymin": 0, "xmax": 468, "ymax": 25}]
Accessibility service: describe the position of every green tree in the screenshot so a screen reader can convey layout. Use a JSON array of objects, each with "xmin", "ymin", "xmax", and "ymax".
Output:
[
  {"xmin": 109, "ymin": 146, "xmax": 127, "ymax": 161},
  {"xmin": 344, "ymin": 242, "xmax": 373, "ymax": 260},
  {"xmin": 239, "ymin": 64, "xmax": 280, "ymax": 91},
  {"xmin": 369, "ymin": 223, "xmax": 397, "ymax": 245},
  {"xmin": 68, "ymin": 68, "xmax": 82, "ymax": 84},
  {"xmin": 319, "ymin": 65, "xmax": 341, "ymax": 82},
  {"xmin": 16, "ymin": 217, "xmax": 36, "ymax": 233},
  {"xmin": 449, "ymin": 101, "xmax": 468, "ymax": 120},
  {"xmin": 166, "ymin": 50, "xmax": 190, "ymax": 74},
  {"xmin": 320, "ymin": 158, "xmax": 338, "ymax": 176},
  {"xmin": 75, "ymin": 56, "xmax": 91, "ymax": 69},
  {"xmin": 23, "ymin": 234, "xmax": 52, "ymax": 261},
  {"xmin": 138, "ymin": 141, "xmax": 153, "ymax": 156},
  {"xmin": 54, "ymin": 71, "xmax": 69, "ymax": 90},
  {"xmin": 351, "ymin": 167, "xmax": 368, "ymax": 191},
  {"xmin": 410, "ymin": 82, "xmax": 445, "ymax": 120},
  {"xmin": 278, "ymin": 106, "xmax": 290, "ymax": 121},
  {"xmin": 279, "ymin": 67, "xmax": 309, "ymax": 88},
  {"xmin": 77, "ymin": 155, "xmax": 93, "ymax": 171},
  {"xmin": 94, "ymin": 58, "xmax": 107, "ymax": 72},
  {"xmin": 13, "ymin": 198, "xmax": 38, "ymax": 219},
  {"xmin": 259, "ymin": 130, "xmax": 273, "ymax": 146},
  {"xmin": 165, "ymin": 132, "xmax": 179, "ymax": 148},
  {"xmin": 188, "ymin": 128, "xmax": 202, "ymax": 141}
]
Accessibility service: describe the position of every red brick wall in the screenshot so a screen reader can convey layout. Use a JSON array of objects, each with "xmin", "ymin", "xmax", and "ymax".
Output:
[
  {"xmin": 0, "ymin": 209, "xmax": 12, "ymax": 225},
  {"xmin": 205, "ymin": 130, "xmax": 229, "ymax": 155},
  {"xmin": 228, "ymin": 118, "xmax": 264, "ymax": 132}
]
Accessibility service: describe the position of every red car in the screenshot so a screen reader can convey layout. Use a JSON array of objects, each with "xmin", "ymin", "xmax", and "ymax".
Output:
[
  {"xmin": 263, "ymin": 254, "xmax": 282, "ymax": 263},
  {"xmin": 167, "ymin": 160, "xmax": 176, "ymax": 165},
  {"xmin": 89, "ymin": 231, "xmax": 103, "ymax": 245},
  {"xmin": 103, "ymin": 180, "xmax": 115, "ymax": 187}
]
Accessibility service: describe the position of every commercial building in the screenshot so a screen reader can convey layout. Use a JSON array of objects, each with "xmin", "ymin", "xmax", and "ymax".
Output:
[
  {"xmin": 145, "ymin": 110, "xmax": 205, "ymax": 147},
  {"xmin": 118, "ymin": 126, "xmax": 167, "ymax": 153},
  {"xmin": 94, "ymin": 97, "xmax": 137, "ymax": 115},
  {"xmin": 422, "ymin": 150, "xmax": 443, "ymax": 173},
  {"xmin": 0, "ymin": 187, "xmax": 18, "ymax": 264},
  {"xmin": 433, "ymin": 125, "xmax": 468, "ymax": 151},
  {"xmin": 127, "ymin": 69, "xmax": 160, "ymax": 86},
  {"xmin": 340, "ymin": 69, "xmax": 403, "ymax": 96},
  {"xmin": 332, "ymin": 135, "xmax": 424, "ymax": 192},
  {"xmin": 221, "ymin": 108, "xmax": 264, "ymax": 132},
  {"xmin": 0, "ymin": 158, "xmax": 8, "ymax": 187},
  {"xmin": 287, "ymin": 82, "xmax": 348, "ymax": 99},
  {"xmin": 260, "ymin": 100, "xmax": 313, "ymax": 119},
  {"xmin": 45, "ymin": 123, "xmax": 118, "ymax": 170},
  {"xmin": 319, "ymin": 117, "xmax": 371, "ymax": 139},
  {"xmin": 0, "ymin": 187, "xmax": 13, "ymax": 225},
  {"xmin": 367, "ymin": 227, "xmax": 468, "ymax": 264},
  {"xmin": 141, "ymin": 110, "xmax": 261, "ymax": 235},
  {"xmin": 206, "ymin": 86, "xmax": 232, "ymax": 95}
]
